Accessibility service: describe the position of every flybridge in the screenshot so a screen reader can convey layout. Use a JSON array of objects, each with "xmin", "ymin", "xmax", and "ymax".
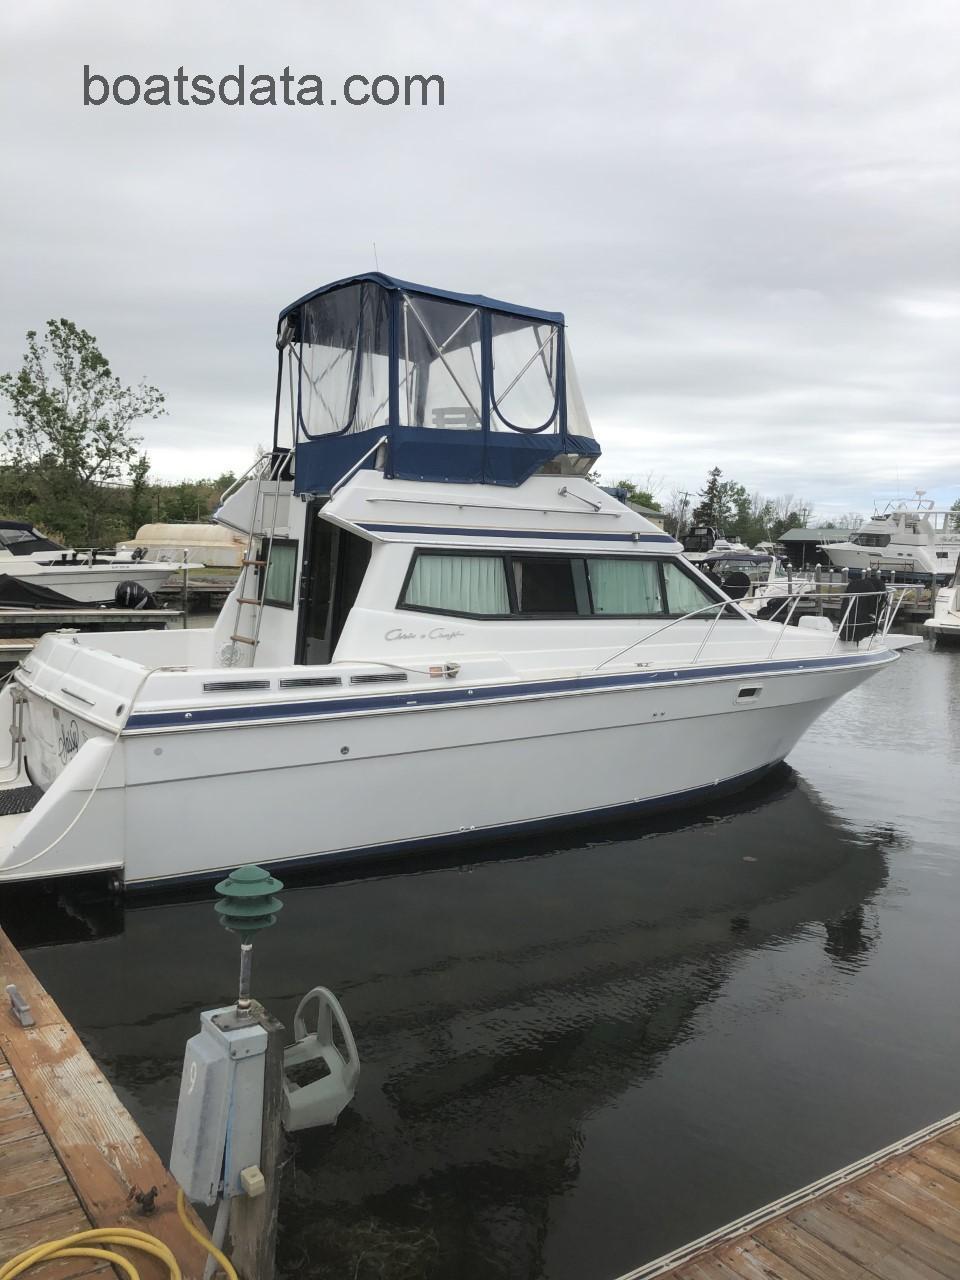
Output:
[{"xmin": 273, "ymin": 273, "xmax": 600, "ymax": 491}]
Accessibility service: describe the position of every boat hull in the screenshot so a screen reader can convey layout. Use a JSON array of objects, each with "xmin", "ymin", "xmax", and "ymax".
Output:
[{"xmin": 0, "ymin": 650, "xmax": 897, "ymax": 889}]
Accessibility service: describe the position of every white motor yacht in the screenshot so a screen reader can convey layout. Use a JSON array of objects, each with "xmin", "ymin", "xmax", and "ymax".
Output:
[
  {"xmin": 0, "ymin": 274, "xmax": 913, "ymax": 890},
  {"xmin": 0, "ymin": 519, "xmax": 185, "ymax": 605},
  {"xmin": 924, "ymin": 561, "xmax": 960, "ymax": 646},
  {"xmin": 819, "ymin": 500, "xmax": 960, "ymax": 581}
]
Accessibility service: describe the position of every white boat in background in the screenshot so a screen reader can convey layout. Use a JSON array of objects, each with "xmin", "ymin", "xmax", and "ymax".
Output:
[
  {"xmin": 0, "ymin": 273, "xmax": 914, "ymax": 891},
  {"xmin": 924, "ymin": 561, "xmax": 960, "ymax": 646},
  {"xmin": 681, "ymin": 527, "xmax": 752, "ymax": 565},
  {"xmin": 819, "ymin": 498, "xmax": 960, "ymax": 581},
  {"xmin": 0, "ymin": 519, "xmax": 188, "ymax": 605},
  {"xmin": 118, "ymin": 522, "xmax": 246, "ymax": 568}
]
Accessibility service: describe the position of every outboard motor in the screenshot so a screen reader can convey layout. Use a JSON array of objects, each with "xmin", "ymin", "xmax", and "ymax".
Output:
[
  {"xmin": 114, "ymin": 580, "xmax": 158, "ymax": 609},
  {"xmin": 840, "ymin": 574, "xmax": 885, "ymax": 643}
]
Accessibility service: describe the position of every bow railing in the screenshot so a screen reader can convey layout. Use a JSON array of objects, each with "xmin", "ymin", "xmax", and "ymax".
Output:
[{"xmin": 592, "ymin": 587, "xmax": 909, "ymax": 673}]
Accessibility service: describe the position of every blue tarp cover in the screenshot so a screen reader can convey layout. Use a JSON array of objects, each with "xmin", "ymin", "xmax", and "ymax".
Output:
[
  {"xmin": 295, "ymin": 429, "xmax": 599, "ymax": 493},
  {"xmin": 279, "ymin": 272, "xmax": 565, "ymax": 328}
]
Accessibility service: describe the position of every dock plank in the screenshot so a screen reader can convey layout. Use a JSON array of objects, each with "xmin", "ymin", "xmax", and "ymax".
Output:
[
  {"xmin": 759, "ymin": 1219, "xmax": 872, "ymax": 1278},
  {"xmin": 714, "ymin": 1237, "xmax": 813, "ymax": 1280},
  {"xmin": 0, "ymin": 927, "xmax": 210, "ymax": 1279},
  {"xmin": 831, "ymin": 1188, "xmax": 960, "ymax": 1278},
  {"xmin": 0, "ymin": 1132, "xmax": 53, "ymax": 1175},
  {"xmin": 793, "ymin": 1200, "xmax": 947, "ymax": 1280},
  {"xmin": 0, "ymin": 1206, "xmax": 110, "ymax": 1278},
  {"xmin": 913, "ymin": 1141, "xmax": 960, "ymax": 1183}
]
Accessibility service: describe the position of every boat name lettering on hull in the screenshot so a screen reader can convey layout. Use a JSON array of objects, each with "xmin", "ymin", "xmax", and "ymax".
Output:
[
  {"xmin": 57, "ymin": 719, "xmax": 83, "ymax": 765},
  {"xmin": 385, "ymin": 627, "xmax": 465, "ymax": 642}
]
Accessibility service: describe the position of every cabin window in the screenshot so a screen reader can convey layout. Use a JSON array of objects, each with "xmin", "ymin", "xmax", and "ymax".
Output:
[
  {"xmin": 662, "ymin": 560, "xmax": 716, "ymax": 616},
  {"xmin": 587, "ymin": 558, "xmax": 663, "ymax": 615},
  {"xmin": 400, "ymin": 552, "xmax": 726, "ymax": 621},
  {"xmin": 853, "ymin": 534, "xmax": 891, "ymax": 548},
  {"xmin": 512, "ymin": 556, "xmax": 588, "ymax": 615},
  {"xmin": 259, "ymin": 538, "xmax": 298, "ymax": 609},
  {"xmin": 403, "ymin": 553, "xmax": 509, "ymax": 615}
]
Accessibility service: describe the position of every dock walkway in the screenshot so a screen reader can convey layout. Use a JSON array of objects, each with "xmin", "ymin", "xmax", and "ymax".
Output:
[
  {"xmin": 621, "ymin": 1112, "xmax": 960, "ymax": 1280},
  {"xmin": 0, "ymin": 928, "xmax": 209, "ymax": 1279}
]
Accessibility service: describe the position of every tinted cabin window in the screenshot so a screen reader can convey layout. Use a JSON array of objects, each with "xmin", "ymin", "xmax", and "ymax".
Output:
[
  {"xmin": 404, "ymin": 554, "xmax": 509, "ymax": 615},
  {"xmin": 513, "ymin": 556, "xmax": 586, "ymax": 615},
  {"xmin": 399, "ymin": 552, "xmax": 723, "ymax": 620}
]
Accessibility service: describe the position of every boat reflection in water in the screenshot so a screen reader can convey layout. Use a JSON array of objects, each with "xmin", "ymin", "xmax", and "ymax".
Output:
[{"xmin": 11, "ymin": 767, "xmax": 899, "ymax": 1280}]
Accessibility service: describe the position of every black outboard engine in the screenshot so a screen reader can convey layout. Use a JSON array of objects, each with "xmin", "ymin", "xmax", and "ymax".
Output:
[
  {"xmin": 115, "ymin": 580, "xmax": 158, "ymax": 610},
  {"xmin": 839, "ymin": 574, "xmax": 885, "ymax": 643}
]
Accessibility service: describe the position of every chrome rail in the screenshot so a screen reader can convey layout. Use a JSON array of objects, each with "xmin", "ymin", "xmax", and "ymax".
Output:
[
  {"xmin": 593, "ymin": 587, "xmax": 908, "ymax": 673},
  {"xmin": 329, "ymin": 434, "xmax": 389, "ymax": 497}
]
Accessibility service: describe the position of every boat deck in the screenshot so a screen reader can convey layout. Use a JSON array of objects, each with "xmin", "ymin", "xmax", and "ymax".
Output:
[
  {"xmin": 0, "ymin": 927, "xmax": 209, "ymax": 1278},
  {"xmin": 620, "ymin": 1112, "xmax": 960, "ymax": 1280}
]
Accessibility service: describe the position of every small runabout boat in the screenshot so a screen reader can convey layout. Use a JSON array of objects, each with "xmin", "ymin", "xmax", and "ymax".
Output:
[
  {"xmin": 0, "ymin": 519, "xmax": 182, "ymax": 606},
  {"xmin": 0, "ymin": 274, "xmax": 911, "ymax": 890}
]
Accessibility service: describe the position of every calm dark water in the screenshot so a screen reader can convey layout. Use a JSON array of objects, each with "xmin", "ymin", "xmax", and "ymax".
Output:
[{"xmin": 4, "ymin": 645, "xmax": 960, "ymax": 1280}]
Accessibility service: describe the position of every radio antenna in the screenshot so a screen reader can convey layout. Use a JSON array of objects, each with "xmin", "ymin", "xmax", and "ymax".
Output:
[{"xmin": 373, "ymin": 241, "xmax": 380, "ymax": 271}]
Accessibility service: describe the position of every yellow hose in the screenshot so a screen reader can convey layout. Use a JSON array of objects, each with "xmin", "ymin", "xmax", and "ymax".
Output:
[{"xmin": 0, "ymin": 1188, "xmax": 239, "ymax": 1280}]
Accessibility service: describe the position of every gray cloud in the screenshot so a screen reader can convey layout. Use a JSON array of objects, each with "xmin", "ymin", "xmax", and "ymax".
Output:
[{"xmin": 1, "ymin": 0, "xmax": 957, "ymax": 519}]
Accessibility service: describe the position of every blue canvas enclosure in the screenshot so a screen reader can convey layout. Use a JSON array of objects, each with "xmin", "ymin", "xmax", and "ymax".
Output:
[{"xmin": 277, "ymin": 274, "xmax": 598, "ymax": 492}]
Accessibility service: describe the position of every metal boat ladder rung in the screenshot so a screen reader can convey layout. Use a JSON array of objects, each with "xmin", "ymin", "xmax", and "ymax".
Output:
[{"xmin": 228, "ymin": 453, "xmax": 285, "ymax": 667}]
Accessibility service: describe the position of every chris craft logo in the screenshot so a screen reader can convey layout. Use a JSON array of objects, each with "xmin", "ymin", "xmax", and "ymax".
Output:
[
  {"xmin": 385, "ymin": 626, "xmax": 464, "ymax": 642},
  {"xmin": 83, "ymin": 65, "xmax": 444, "ymax": 108}
]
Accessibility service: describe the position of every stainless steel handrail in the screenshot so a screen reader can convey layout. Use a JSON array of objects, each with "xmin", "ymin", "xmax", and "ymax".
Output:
[
  {"xmin": 594, "ymin": 586, "xmax": 907, "ymax": 673},
  {"xmin": 329, "ymin": 434, "xmax": 390, "ymax": 497}
]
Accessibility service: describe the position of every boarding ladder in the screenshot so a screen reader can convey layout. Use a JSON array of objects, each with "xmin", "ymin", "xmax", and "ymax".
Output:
[{"xmin": 227, "ymin": 452, "xmax": 286, "ymax": 667}]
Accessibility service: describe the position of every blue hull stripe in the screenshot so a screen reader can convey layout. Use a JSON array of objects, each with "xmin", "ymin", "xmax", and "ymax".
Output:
[
  {"xmin": 124, "ymin": 648, "xmax": 893, "ymax": 732},
  {"xmin": 130, "ymin": 760, "xmax": 783, "ymax": 891},
  {"xmin": 358, "ymin": 522, "xmax": 677, "ymax": 544}
]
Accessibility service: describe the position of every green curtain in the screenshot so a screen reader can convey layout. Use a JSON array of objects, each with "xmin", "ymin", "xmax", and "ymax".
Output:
[
  {"xmin": 587, "ymin": 558, "xmax": 663, "ymax": 614},
  {"xmin": 405, "ymin": 555, "xmax": 509, "ymax": 614},
  {"xmin": 263, "ymin": 543, "xmax": 297, "ymax": 605},
  {"xmin": 662, "ymin": 562, "xmax": 714, "ymax": 615}
]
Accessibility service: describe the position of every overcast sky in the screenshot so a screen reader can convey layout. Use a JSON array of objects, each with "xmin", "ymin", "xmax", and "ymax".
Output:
[{"xmin": 1, "ymin": 0, "xmax": 957, "ymax": 521}]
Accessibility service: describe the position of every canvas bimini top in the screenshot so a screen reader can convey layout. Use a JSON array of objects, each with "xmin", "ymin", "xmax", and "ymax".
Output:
[{"xmin": 276, "ymin": 273, "xmax": 599, "ymax": 492}]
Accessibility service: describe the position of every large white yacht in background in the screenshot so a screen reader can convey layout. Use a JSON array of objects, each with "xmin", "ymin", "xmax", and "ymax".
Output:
[
  {"xmin": 0, "ymin": 274, "xmax": 911, "ymax": 890},
  {"xmin": 819, "ymin": 499, "xmax": 960, "ymax": 581}
]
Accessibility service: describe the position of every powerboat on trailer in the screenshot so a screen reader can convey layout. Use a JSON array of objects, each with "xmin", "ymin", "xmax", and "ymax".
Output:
[
  {"xmin": 0, "ymin": 273, "xmax": 914, "ymax": 890},
  {"xmin": 819, "ymin": 499, "xmax": 960, "ymax": 582},
  {"xmin": 0, "ymin": 520, "xmax": 185, "ymax": 606}
]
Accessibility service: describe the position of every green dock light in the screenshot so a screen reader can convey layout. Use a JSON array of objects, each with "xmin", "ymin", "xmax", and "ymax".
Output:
[{"xmin": 214, "ymin": 865, "xmax": 284, "ymax": 1017}]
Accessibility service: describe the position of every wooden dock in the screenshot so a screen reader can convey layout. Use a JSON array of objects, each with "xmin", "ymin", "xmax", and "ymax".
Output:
[
  {"xmin": 620, "ymin": 1112, "xmax": 960, "ymax": 1280},
  {"xmin": 0, "ymin": 927, "xmax": 209, "ymax": 1278}
]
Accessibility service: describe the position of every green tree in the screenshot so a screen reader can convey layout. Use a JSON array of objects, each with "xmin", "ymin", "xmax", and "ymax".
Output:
[
  {"xmin": 951, "ymin": 497, "xmax": 960, "ymax": 532},
  {"xmin": 691, "ymin": 467, "xmax": 735, "ymax": 529},
  {"xmin": 609, "ymin": 479, "xmax": 661, "ymax": 511},
  {"xmin": 0, "ymin": 319, "xmax": 165, "ymax": 546},
  {"xmin": 127, "ymin": 453, "xmax": 152, "ymax": 538}
]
